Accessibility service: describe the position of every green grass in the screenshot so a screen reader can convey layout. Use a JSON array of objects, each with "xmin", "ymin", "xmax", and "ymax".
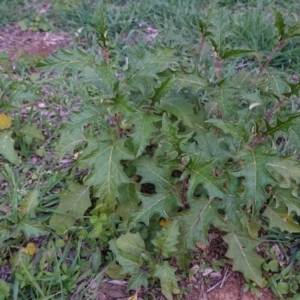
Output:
[
  {"xmin": 0, "ymin": 0, "xmax": 27, "ymax": 26},
  {"xmin": 1, "ymin": 0, "xmax": 300, "ymax": 299}
]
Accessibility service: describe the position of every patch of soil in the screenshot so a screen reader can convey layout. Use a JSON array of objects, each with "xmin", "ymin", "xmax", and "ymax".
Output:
[
  {"xmin": 92, "ymin": 273, "xmax": 279, "ymax": 300},
  {"xmin": 185, "ymin": 272, "xmax": 278, "ymax": 300},
  {"xmin": 0, "ymin": 24, "xmax": 70, "ymax": 60}
]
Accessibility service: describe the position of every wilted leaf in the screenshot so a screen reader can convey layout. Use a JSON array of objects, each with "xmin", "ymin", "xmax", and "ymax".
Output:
[
  {"xmin": 105, "ymin": 265, "xmax": 126, "ymax": 279},
  {"xmin": 128, "ymin": 292, "xmax": 137, "ymax": 300},
  {"xmin": 159, "ymin": 219, "xmax": 171, "ymax": 227},
  {"xmin": 21, "ymin": 243, "xmax": 36, "ymax": 256}
]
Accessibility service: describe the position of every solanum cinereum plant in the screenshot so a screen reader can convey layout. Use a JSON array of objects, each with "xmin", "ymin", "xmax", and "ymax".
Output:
[{"xmin": 38, "ymin": 9, "xmax": 300, "ymax": 299}]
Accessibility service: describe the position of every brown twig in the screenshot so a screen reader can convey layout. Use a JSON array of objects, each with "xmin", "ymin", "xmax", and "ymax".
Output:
[
  {"xmin": 199, "ymin": 37, "xmax": 205, "ymax": 53},
  {"xmin": 257, "ymin": 39, "xmax": 289, "ymax": 77},
  {"xmin": 220, "ymin": 265, "xmax": 229, "ymax": 288},
  {"xmin": 114, "ymin": 112, "xmax": 123, "ymax": 138},
  {"xmin": 207, "ymin": 269, "xmax": 232, "ymax": 292},
  {"xmin": 264, "ymin": 97, "xmax": 286, "ymax": 121},
  {"xmin": 200, "ymin": 283, "xmax": 208, "ymax": 300},
  {"xmin": 214, "ymin": 52, "xmax": 222, "ymax": 82},
  {"xmin": 102, "ymin": 48, "xmax": 110, "ymax": 65}
]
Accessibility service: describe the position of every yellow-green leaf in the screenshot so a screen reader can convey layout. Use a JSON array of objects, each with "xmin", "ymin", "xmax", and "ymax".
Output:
[
  {"xmin": 0, "ymin": 113, "xmax": 12, "ymax": 130},
  {"xmin": 21, "ymin": 243, "xmax": 36, "ymax": 256},
  {"xmin": 127, "ymin": 292, "xmax": 137, "ymax": 300}
]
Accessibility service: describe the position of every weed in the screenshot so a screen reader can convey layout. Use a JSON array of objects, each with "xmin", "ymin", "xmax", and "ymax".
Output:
[
  {"xmin": 1, "ymin": 1, "xmax": 300, "ymax": 299},
  {"xmin": 34, "ymin": 4, "xmax": 300, "ymax": 299},
  {"xmin": 0, "ymin": 0, "xmax": 27, "ymax": 26},
  {"xmin": 18, "ymin": 15, "xmax": 53, "ymax": 32}
]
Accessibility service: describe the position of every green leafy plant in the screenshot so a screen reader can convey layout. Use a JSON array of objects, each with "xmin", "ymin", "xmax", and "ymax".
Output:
[
  {"xmin": 18, "ymin": 15, "xmax": 53, "ymax": 32},
  {"xmin": 1, "ymin": 0, "xmax": 300, "ymax": 299},
  {"xmin": 0, "ymin": 0, "xmax": 26, "ymax": 26},
  {"xmin": 36, "ymin": 6, "xmax": 300, "ymax": 299}
]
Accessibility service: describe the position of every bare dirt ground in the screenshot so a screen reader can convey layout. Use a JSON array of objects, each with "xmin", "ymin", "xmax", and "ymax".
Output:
[
  {"xmin": 185, "ymin": 272, "xmax": 278, "ymax": 300},
  {"xmin": 0, "ymin": 24, "xmax": 70, "ymax": 60},
  {"xmin": 0, "ymin": 24, "xmax": 280, "ymax": 300},
  {"xmin": 92, "ymin": 270, "xmax": 278, "ymax": 300}
]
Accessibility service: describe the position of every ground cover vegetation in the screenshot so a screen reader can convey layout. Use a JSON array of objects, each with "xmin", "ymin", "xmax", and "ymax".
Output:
[{"xmin": 1, "ymin": 0, "xmax": 300, "ymax": 299}]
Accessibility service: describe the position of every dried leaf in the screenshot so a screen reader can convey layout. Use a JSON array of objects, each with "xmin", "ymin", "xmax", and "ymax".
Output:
[
  {"xmin": 0, "ymin": 113, "xmax": 12, "ymax": 130},
  {"xmin": 128, "ymin": 292, "xmax": 138, "ymax": 300},
  {"xmin": 159, "ymin": 219, "xmax": 171, "ymax": 227},
  {"xmin": 21, "ymin": 243, "xmax": 36, "ymax": 256}
]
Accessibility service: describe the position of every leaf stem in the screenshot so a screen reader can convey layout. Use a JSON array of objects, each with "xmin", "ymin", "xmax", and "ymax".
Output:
[{"xmin": 257, "ymin": 39, "xmax": 289, "ymax": 77}]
